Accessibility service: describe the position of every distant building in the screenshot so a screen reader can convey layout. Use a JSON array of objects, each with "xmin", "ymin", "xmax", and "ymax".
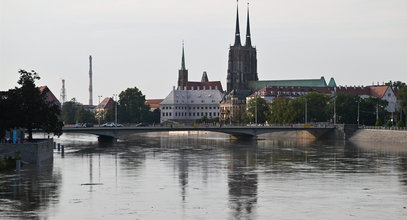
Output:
[
  {"xmin": 160, "ymin": 88, "xmax": 223, "ymax": 123},
  {"xmin": 247, "ymin": 85, "xmax": 400, "ymax": 113},
  {"xmin": 39, "ymin": 86, "xmax": 61, "ymax": 107},
  {"xmin": 248, "ymin": 77, "xmax": 337, "ymax": 91},
  {"xmin": 177, "ymin": 44, "xmax": 223, "ymax": 92},
  {"xmin": 160, "ymin": 43, "xmax": 225, "ymax": 123},
  {"xmin": 145, "ymin": 99, "xmax": 163, "ymax": 111},
  {"xmin": 95, "ymin": 97, "xmax": 115, "ymax": 112}
]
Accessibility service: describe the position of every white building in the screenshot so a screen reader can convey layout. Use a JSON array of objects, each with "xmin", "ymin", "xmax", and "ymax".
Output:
[{"xmin": 160, "ymin": 87, "xmax": 224, "ymax": 123}]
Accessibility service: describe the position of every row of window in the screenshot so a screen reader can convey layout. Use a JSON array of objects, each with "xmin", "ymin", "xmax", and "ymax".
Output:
[
  {"xmin": 175, "ymin": 100, "xmax": 217, "ymax": 103},
  {"xmin": 162, "ymin": 112, "xmax": 220, "ymax": 117},
  {"xmin": 161, "ymin": 106, "xmax": 220, "ymax": 110}
]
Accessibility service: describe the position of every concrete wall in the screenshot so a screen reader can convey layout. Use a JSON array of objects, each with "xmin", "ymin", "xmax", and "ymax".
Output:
[
  {"xmin": 0, "ymin": 139, "xmax": 54, "ymax": 164},
  {"xmin": 349, "ymin": 129, "xmax": 407, "ymax": 143}
]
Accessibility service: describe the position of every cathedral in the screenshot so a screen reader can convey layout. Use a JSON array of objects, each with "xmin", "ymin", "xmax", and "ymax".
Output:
[{"xmin": 227, "ymin": 3, "xmax": 258, "ymax": 93}]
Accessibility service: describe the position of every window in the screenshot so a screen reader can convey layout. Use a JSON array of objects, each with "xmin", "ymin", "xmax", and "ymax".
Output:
[
  {"xmin": 169, "ymin": 113, "xmax": 172, "ymax": 116},
  {"xmin": 209, "ymin": 112, "xmax": 212, "ymax": 117}
]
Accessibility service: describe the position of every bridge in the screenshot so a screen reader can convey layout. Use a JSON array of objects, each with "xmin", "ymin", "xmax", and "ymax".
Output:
[{"xmin": 61, "ymin": 125, "xmax": 336, "ymax": 142}]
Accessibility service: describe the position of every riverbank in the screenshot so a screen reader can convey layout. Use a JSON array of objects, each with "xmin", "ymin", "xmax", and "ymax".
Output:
[
  {"xmin": 349, "ymin": 129, "xmax": 407, "ymax": 144},
  {"xmin": 0, "ymin": 139, "xmax": 54, "ymax": 165}
]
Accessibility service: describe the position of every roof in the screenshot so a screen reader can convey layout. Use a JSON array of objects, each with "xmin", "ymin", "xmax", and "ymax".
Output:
[
  {"xmin": 96, "ymin": 97, "xmax": 115, "ymax": 110},
  {"xmin": 160, "ymin": 89, "xmax": 224, "ymax": 105},
  {"xmin": 180, "ymin": 81, "xmax": 224, "ymax": 91},
  {"xmin": 249, "ymin": 86, "xmax": 334, "ymax": 98},
  {"xmin": 368, "ymin": 86, "xmax": 389, "ymax": 98},
  {"xmin": 248, "ymin": 77, "xmax": 330, "ymax": 90},
  {"xmin": 39, "ymin": 86, "xmax": 61, "ymax": 106},
  {"xmin": 145, "ymin": 99, "xmax": 164, "ymax": 109}
]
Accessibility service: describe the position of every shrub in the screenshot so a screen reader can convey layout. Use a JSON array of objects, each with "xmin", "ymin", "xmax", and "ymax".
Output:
[
  {"xmin": 386, "ymin": 121, "xmax": 393, "ymax": 127},
  {"xmin": 396, "ymin": 120, "xmax": 405, "ymax": 127},
  {"xmin": 375, "ymin": 119, "xmax": 382, "ymax": 126}
]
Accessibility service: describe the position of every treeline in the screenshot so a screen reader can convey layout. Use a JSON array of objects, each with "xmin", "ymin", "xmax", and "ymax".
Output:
[
  {"xmin": 0, "ymin": 70, "xmax": 63, "ymax": 140},
  {"xmin": 62, "ymin": 87, "xmax": 160, "ymax": 125},
  {"xmin": 244, "ymin": 92, "xmax": 406, "ymax": 126}
]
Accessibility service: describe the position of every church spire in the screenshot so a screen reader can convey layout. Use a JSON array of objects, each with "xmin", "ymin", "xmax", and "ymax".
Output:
[
  {"xmin": 181, "ymin": 41, "xmax": 186, "ymax": 70},
  {"xmin": 245, "ymin": 2, "xmax": 252, "ymax": 47},
  {"xmin": 234, "ymin": 1, "xmax": 241, "ymax": 46}
]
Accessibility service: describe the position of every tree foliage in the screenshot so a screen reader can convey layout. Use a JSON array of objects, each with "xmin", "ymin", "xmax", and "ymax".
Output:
[
  {"xmin": 61, "ymin": 98, "xmax": 96, "ymax": 124},
  {"xmin": 246, "ymin": 97, "xmax": 269, "ymax": 124},
  {"xmin": 398, "ymin": 87, "xmax": 407, "ymax": 115},
  {"xmin": 117, "ymin": 87, "xmax": 151, "ymax": 123},
  {"xmin": 0, "ymin": 70, "xmax": 63, "ymax": 140}
]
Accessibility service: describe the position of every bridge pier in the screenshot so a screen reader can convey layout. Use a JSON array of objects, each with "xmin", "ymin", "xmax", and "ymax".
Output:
[
  {"xmin": 98, "ymin": 135, "xmax": 117, "ymax": 143},
  {"xmin": 229, "ymin": 134, "xmax": 256, "ymax": 140}
]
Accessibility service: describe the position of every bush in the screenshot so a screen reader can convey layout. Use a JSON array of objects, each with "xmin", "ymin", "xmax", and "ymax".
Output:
[
  {"xmin": 386, "ymin": 121, "xmax": 393, "ymax": 127},
  {"xmin": 0, "ymin": 158, "xmax": 6, "ymax": 170},
  {"xmin": 375, "ymin": 119, "xmax": 382, "ymax": 126},
  {"xmin": 396, "ymin": 120, "xmax": 405, "ymax": 127}
]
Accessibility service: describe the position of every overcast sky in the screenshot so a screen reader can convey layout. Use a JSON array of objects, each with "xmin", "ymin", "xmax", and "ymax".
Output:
[{"xmin": 1, "ymin": 0, "xmax": 406, "ymax": 104}]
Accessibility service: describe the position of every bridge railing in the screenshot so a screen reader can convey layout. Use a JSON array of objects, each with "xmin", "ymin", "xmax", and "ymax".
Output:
[{"xmin": 359, "ymin": 125, "xmax": 407, "ymax": 131}]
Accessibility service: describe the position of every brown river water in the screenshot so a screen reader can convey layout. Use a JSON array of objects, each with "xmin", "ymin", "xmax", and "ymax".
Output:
[{"xmin": 0, "ymin": 132, "xmax": 406, "ymax": 219}]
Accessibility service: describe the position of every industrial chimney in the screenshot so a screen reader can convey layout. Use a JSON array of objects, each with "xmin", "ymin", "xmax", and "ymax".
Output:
[
  {"xmin": 89, "ymin": 55, "xmax": 93, "ymax": 106},
  {"xmin": 60, "ymin": 79, "xmax": 66, "ymax": 104}
]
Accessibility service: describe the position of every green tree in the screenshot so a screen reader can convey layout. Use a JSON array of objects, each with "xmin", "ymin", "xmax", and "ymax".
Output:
[
  {"xmin": 385, "ymin": 81, "xmax": 406, "ymax": 88},
  {"xmin": 268, "ymin": 97, "xmax": 290, "ymax": 124},
  {"xmin": 2, "ymin": 70, "xmax": 63, "ymax": 140},
  {"xmin": 285, "ymin": 98, "xmax": 306, "ymax": 123},
  {"xmin": 302, "ymin": 92, "xmax": 330, "ymax": 123},
  {"xmin": 118, "ymin": 87, "xmax": 150, "ymax": 123},
  {"xmin": 61, "ymin": 98, "xmax": 81, "ymax": 124},
  {"xmin": 246, "ymin": 97, "xmax": 269, "ymax": 124},
  {"xmin": 398, "ymin": 87, "xmax": 407, "ymax": 115},
  {"xmin": 75, "ymin": 107, "xmax": 96, "ymax": 124},
  {"xmin": 329, "ymin": 93, "xmax": 359, "ymax": 124}
]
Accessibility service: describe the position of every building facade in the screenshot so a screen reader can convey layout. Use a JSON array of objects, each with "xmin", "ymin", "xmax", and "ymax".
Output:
[
  {"xmin": 160, "ymin": 88, "xmax": 223, "ymax": 123},
  {"xmin": 226, "ymin": 4, "xmax": 258, "ymax": 93}
]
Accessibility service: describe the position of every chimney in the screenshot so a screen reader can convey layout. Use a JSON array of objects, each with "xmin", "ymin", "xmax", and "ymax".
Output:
[{"xmin": 89, "ymin": 55, "xmax": 93, "ymax": 106}]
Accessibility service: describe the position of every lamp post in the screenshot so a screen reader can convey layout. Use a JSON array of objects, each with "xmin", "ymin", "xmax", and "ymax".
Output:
[
  {"xmin": 305, "ymin": 98, "xmax": 308, "ymax": 124},
  {"xmin": 113, "ymin": 94, "xmax": 118, "ymax": 124},
  {"xmin": 333, "ymin": 87, "xmax": 337, "ymax": 125},
  {"xmin": 356, "ymin": 98, "xmax": 360, "ymax": 126},
  {"xmin": 98, "ymin": 95, "xmax": 102, "ymax": 126},
  {"xmin": 255, "ymin": 94, "xmax": 258, "ymax": 125}
]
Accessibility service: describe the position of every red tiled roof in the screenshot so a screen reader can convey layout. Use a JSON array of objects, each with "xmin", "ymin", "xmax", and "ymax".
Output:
[
  {"xmin": 182, "ymin": 81, "xmax": 223, "ymax": 91},
  {"xmin": 368, "ymin": 86, "xmax": 388, "ymax": 98},
  {"xmin": 39, "ymin": 86, "xmax": 61, "ymax": 106},
  {"xmin": 145, "ymin": 99, "xmax": 163, "ymax": 109},
  {"xmin": 97, "ymin": 97, "xmax": 115, "ymax": 110}
]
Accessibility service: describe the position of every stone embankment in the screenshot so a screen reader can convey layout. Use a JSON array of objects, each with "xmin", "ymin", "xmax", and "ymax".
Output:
[
  {"xmin": 0, "ymin": 139, "xmax": 54, "ymax": 165},
  {"xmin": 349, "ymin": 128, "xmax": 407, "ymax": 143}
]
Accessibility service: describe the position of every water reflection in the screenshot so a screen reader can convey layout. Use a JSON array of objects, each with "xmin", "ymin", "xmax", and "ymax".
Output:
[
  {"xmin": 0, "ymin": 132, "xmax": 406, "ymax": 219},
  {"xmin": 0, "ymin": 163, "xmax": 61, "ymax": 219},
  {"xmin": 227, "ymin": 146, "xmax": 258, "ymax": 219}
]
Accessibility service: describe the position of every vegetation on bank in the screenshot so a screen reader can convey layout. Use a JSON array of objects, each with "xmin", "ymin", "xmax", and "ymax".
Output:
[
  {"xmin": 0, "ymin": 70, "xmax": 63, "ymax": 140},
  {"xmin": 61, "ymin": 87, "xmax": 160, "ymax": 125},
  {"xmin": 234, "ymin": 90, "xmax": 405, "ymax": 127}
]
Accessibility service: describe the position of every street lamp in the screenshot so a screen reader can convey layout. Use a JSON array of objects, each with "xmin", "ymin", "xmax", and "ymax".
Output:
[
  {"xmin": 305, "ymin": 98, "xmax": 308, "ymax": 124},
  {"xmin": 113, "ymin": 94, "xmax": 118, "ymax": 124},
  {"xmin": 356, "ymin": 98, "xmax": 360, "ymax": 126},
  {"xmin": 98, "ymin": 95, "xmax": 102, "ymax": 127},
  {"xmin": 255, "ymin": 93, "xmax": 258, "ymax": 125}
]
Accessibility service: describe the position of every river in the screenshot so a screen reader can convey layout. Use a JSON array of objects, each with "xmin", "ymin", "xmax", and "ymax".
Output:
[{"xmin": 1, "ymin": 132, "xmax": 406, "ymax": 219}]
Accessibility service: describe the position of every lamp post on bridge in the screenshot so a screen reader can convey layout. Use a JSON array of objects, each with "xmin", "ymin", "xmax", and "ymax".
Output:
[
  {"xmin": 98, "ymin": 95, "xmax": 102, "ymax": 127},
  {"xmin": 113, "ymin": 94, "xmax": 118, "ymax": 124}
]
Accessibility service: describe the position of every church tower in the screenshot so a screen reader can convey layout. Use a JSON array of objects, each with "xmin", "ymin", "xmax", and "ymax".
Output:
[
  {"xmin": 178, "ymin": 43, "xmax": 188, "ymax": 89},
  {"xmin": 227, "ymin": 2, "xmax": 258, "ymax": 93}
]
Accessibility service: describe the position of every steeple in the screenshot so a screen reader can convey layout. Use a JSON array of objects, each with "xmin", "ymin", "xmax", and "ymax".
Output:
[
  {"xmin": 181, "ymin": 42, "xmax": 186, "ymax": 70},
  {"xmin": 234, "ymin": 1, "xmax": 241, "ymax": 46},
  {"xmin": 245, "ymin": 2, "xmax": 252, "ymax": 47}
]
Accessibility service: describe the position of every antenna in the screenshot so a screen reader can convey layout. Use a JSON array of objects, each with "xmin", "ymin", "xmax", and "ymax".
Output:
[{"xmin": 60, "ymin": 78, "xmax": 66, "ymax": 104}]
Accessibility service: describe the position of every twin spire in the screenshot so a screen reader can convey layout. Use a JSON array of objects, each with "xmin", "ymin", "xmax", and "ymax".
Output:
[{"xmin": 234, "ymin": 1, "xmax": 252, "ymax": 47}]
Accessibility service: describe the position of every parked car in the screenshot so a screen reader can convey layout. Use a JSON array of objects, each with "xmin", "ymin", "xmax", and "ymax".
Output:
[
  {"xmin": 102, "ymin": 122, "xmax": 116, "ymax": 127},
  {"xmin": 74, "ymin": 123, "xmax": 84, "ymax": 128},
  {"xmin": 102, "ymin": 122, "xmax": 122, "ymax": 127},
  {"xmin": 135, "ymin": 122, "xmax": 149, "ymax": 127},
  {"xmin": 83, "ymin": 123, "xmax": 94, "ymax": 127}
]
